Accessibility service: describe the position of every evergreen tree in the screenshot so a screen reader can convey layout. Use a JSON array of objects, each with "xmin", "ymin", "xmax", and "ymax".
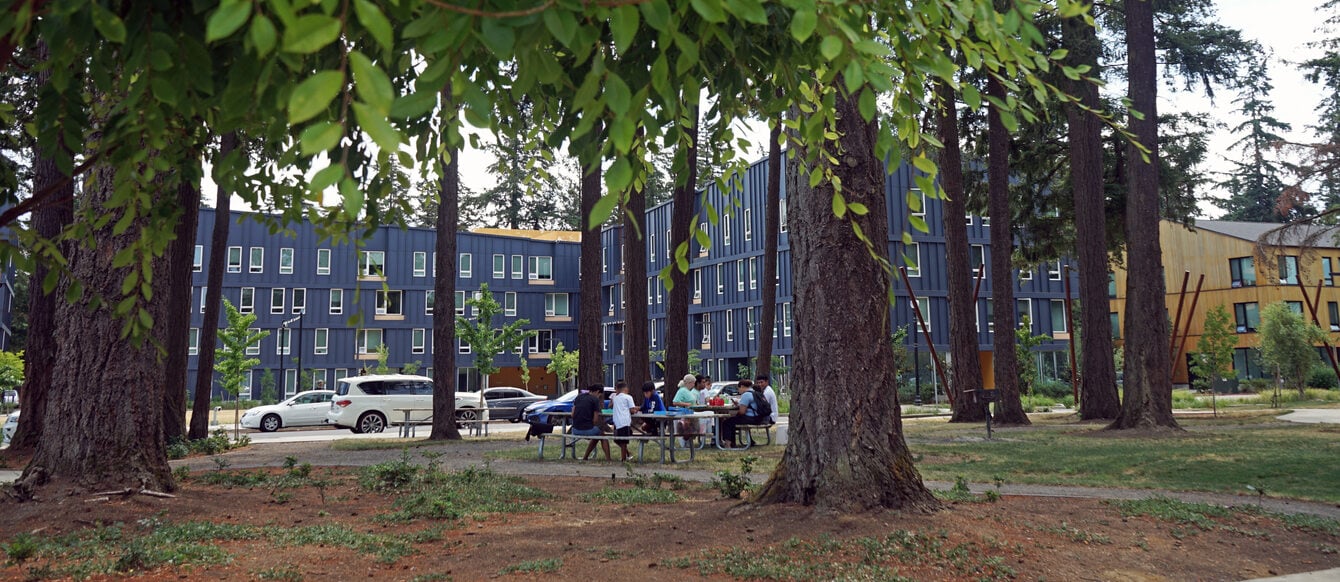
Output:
[{"xmin": 1218, "ymin": 51, "xmax": 1295, "ymax": 222}]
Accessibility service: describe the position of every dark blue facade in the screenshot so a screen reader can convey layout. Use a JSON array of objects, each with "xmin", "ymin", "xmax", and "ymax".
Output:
[{"xmin": 188, "ymin": 209, "xmax": 580, "ymax": 399}]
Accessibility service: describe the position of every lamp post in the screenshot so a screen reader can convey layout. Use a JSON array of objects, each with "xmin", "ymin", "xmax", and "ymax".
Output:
[{"xmin": 279, "ymin": 313, "xmax": 302, "ymax": 396}]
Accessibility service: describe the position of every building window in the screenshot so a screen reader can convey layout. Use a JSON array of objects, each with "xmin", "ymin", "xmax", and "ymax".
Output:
[
  {"xmin": 724, "ymin": 217, "xmax": 732, "ymax": 246},
  {"xmin": 455, "ymin": 291, "xmax": 466, "ymax": 315},
  {"xmin": 250, "ymin": 247, "xmax": 264, "ymax": 273},
  {"xmin": 965, "ymin": 213, "xmax": 974, "ymax": 226},
  {"xmin": 376, "ymin": 290, "xmax": 403, "ymax": 316},
  {"xmin": 200, "ymin": 286, "xmax": 207, "ymax": 313},
  {"xmin": 744, "ymin": 208, "xmax": 753, "ymax": 241},
  {"xmin": 528, "ymin": 256, "xmax": 552, "ymax": 280},
  {"xmin": 412, "ymin": 328, "xmax": 426, "ymax": 354},
  {"xmin": 239, "ymin": 287, "xmax": 255, "ymax": 314},
  {"xmin": 656, "ymin": 277, "xmax": 663, "ymax": 304},
  {"xmin": 334, "ymin": 368, "xmax": 348, "ymax": 382},
  {"xmin": 284, "ymin": 369, "xmax": 298, "ymax": 397},
  {"xmin": 1330, "ymin": 302, "xmax": 1340, "ymax": 332},
  {"xmin": 316, "ymin": 248, "xmax": 331, "ymax": 275},
  {"xmin": 279, "ymin": 247, "xmax": 294, "ymax": 274},
  {"xmin": 432, "ymin": 252, "xmax": 436, "ymax": 277},
  {"xmin": 1325, "ymin": 258, "xmax": 1335, "ymax": 286},
  {"xmin": 292, "ymin": 288, "xmax": 306, "ymax": 314},
  {"xmin": 747, "ymin": 307, "xmax": 755, "ymax": 340},
  {"xmin": 970, "ymin": 244, "xmax": 985, "ymax": 276},
  {"xmin": 1016, "ymin": 298, "xmax": 1032, "ymax": 328},
  {"xmin": 1049, "ymin": 299, "xmax": 1067, "ymax": 333},
  {"xmin": 270, "ymin": 287, "xmax": 285, "ymax": 314},
  {"xmin": 780, "ymin": 203, "xmax": 788, "ymax": 232},
  {"xmin": 648, "ymin": 277, "xmax": 655, "ymax": 306},
  {"xmin": 459, "ymin": 253, "xmax": 472, "ymax": 278},
  {"xmin": 1229, "ymin": 257, "xmax": 1256, "ymax": 288},
  {"xmin": 188, "ymin": 328, "xmax": 199, "ymax": 355},
  {"xmin": 1279, "ymin": 255, "xmax": 1299, "ymax": 285},
  {"xmin": 227, "ymin": 246, "xmax": 242, "ymax": 273},
  {"xmin": 783, "ymin": 302, "xmax": 793, "ymax": 337},
  {"xmin": 504, "ymin": 291, "xmax": 517, "ymax": 316},
  {"xmin": 311, "ymin": 369, "xmax": 327, "ymax": 390},
  {"xmin": 649, "ymin": 233, "xmax": 656, "ymax": 262},
  {"xmin": 726, "ymin": 309, "xmax": 734, "ymax": 341},
  {"xmin": 238, "ymin": 370, "xmax": 253, "ymax": 400},
  {"xmin": 1020, "ymin": 266, "xmax": 1033, "ymax": 281},
  {"xmin": 314, "ymin": 328, "xmax": 329, "ymax": 355},
  {"xmin": 360, "ymin": 251, "xmax": 386, "ymax": 277},
  {"xmin": 1233, "ymin": 347, "xmax": 1264, "ymax": 379},
  {"xmin": 693, "ymin": 269, "xmax": 702, "ymax": 300},
  {"xmin": 414, "ymin": 251, "xmax": 427, "ymax": 277},
  {"xmin": 702, "ymin": 312, "xmax": 713, "ymax": 344},
  {"xmin": 329, "ymin": 288, "xmax": 343, "ymax": 315},
  {"xmin": 984, "ymin": 299, "xmax": 994, "ymax": 333},
  {"xmin": 916, "ymin": 298, "xmax": 931, "ymax": 332},
  {"xmin": 904, "ymin": 243, "xmax": 921, "ymax": 278},
  {"xmin": 1110, "ymin": 312, "xmax": 1121, "ymax": 339},
  {"xmin": 357, "ymin": 329, "xmax": 383, "ymax": 354},
  {"xmin": 458, "ymin": 338, "xmax": 471, "ymax": 354},
  {"xmin": 276, "ymin": 327, "xmax": 291, "ymax": 355},
  {"xmin": 716, "ymin": 263, "xmax": 724, "ymax": 294},
  {"xmin": 1234, "ymin": 302, "xmax": 1260, "ymax": 333},
  {"xmin": 736, "ymin": 260, "xmax": 745, "ymax": 291},
  {"xmin": 546, "ymin": 293, "xmax": 570, "ymax": 317},
  {"xmin": 1047, "ymin": 261, "xmax": 1062, "ymax": 281},
  {"xmin": 493, "ymin": 254, "xmax": 505, "ymax": 278},
  {"xmin": 193, "ymin": 245, "xmax": 203, "ymax": 272},
  {"xmin": 1286, "ymin": 301, "xmax": 1304, "ymax": 315},
  {"xmin": 246, "ymin": 328, "xmax": 261, "ymax": 355},
  {"xmin": 511, "ymin": 254, "xmax": 523, "ymax": 279},
  {"xmin": 665, "ymin": 228, "xmax": 671, "ymax": 259},
  {"xmin": 1108, "ymin": 272, "xmax": 1117, "ymax": 298},
  {"xmin": 426, "ymin": 290, "xmax": 435, "ymax": 315},
  {"xmin": 909, "ymin": 188, "xmax": 926, "ymax": 219},
  {"xmin": 529, "ymin": 330, "xmax": 554, "ymax": 354},
  {"xmin": 749, "ymin": 257, "xmax": 758, "ymax": 290},
  {"xmin": 602, "ymin": 248, "xmax": 608, "ymax": 273}
]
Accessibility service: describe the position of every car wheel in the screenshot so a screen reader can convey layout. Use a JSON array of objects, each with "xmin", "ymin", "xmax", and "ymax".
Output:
[
  {"xmin": 357, "ymin": 412, "xmax": 386, "ymax": 433},
  {"xmin": 260, "ymin": 414, "xmax": 282, "ymax": 432},
  {"xmin": 510, "ymin": 413, "xmax": 521, "ymax": 423},
  {"xmin": 457, "ymin": 408, "xmax": 478, "ymax": 421}
]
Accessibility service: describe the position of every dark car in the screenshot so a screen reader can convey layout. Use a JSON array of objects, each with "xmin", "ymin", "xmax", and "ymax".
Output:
[
  {"xmin": 478, "ymin": 387, "xmax": 547, "ymax": 422},
  {"xmin": 522, "ymin": 387, "xmax": 615, "ymax": 426}
]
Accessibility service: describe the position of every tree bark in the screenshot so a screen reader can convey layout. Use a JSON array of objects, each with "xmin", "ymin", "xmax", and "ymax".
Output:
[
  {"xmin": 756, "ymin": 122, "xmax": 781, "ymax": 378},
  {"xmin": 430, "ymin": 103, "xmax": 462, "ymax": 441},
  {"xmin": 162, "ymin": 177, "xmax": 201, "ymax": 441},
  {"xmin": 12, "ymin": 41, "xmax": 72, "ymax": 453},
  {"xmin": 622, "ymin": 184, "xmax": 649, "ymax": 390},
  {"xmin": 189, "ymin": 132, "xmax": 237, "ymax": 440},
  {"xmin": 578, "ymin": 128, "xmax": 605, "ymax": 388},
  {"xmin": 1111, "ymin": 0, "xmax": 1179, "ymax": 430},
  {"xmin": 18, "ymin": 155, "xmax": 176, "ymax": 496},
  {"xmin": 665, "ymin": 108, "xmax": 699, "ymax": 385},
  {"xmin": 987, "ymin": 76, "xmax": 1028, "ymax": 426},
  {"xmin": 754, "ymin": 82, "xmax": 939, "ymax": 512},
  {"xmin": 1064, "ymin": 13, "xmax": 1122, "ymax": 421},
  {"xmin": 938, "ymin": 81, "xmax": 986, "ymax": 423}
]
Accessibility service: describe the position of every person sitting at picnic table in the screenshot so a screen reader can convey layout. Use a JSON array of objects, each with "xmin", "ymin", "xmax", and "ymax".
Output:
[
  {"xmin": 639, "ymin": 381, "xmax": 666, "ymax": 434},
  {"xmin": 720, "ymin": 379, "xmax": 767, "ymax": 448},
  {"xmin": 672, "ymin": 373, "xmax": 696, "ymax": 407},
  {"xmin": 610, "ymin": 381, "xmax": 638, "ymax": 461},
  {"xmin": 756, "ymin": 374, "xmax": 779, "ymax": 425},
  {"xmin": 572, "ymin": 383, "xmax": 611, "ymax": 461}
]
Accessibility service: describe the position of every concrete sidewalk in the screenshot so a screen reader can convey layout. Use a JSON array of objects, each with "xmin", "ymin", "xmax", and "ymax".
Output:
[{"xmin": 1277, "ymin": 408, "xmax": 1340, "ymax": 424}]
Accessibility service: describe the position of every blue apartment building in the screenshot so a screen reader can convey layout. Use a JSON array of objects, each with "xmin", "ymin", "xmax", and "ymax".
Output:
[{"xmin": 600, "ymin": 157, "xmax": 1078, "ymax": 398}]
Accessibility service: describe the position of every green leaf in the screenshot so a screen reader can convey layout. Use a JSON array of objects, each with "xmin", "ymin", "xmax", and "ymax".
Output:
[
  {"xmin": 911, "ymin": 155, "xmax": 936, "ymax": 175},
  {"xmin": 848, "ymin": 202, "xmax": 868, "ymax": 216},
  {"xmin": 640, "ymin": 0, "xmax": 671, "ymax": 31},
  {"xmin": 91, "ymin": 2, "xmax": 127, "ymax": 43},
  {"xmin": 300, "ymin": 121, "xmax": 343, "ymax": 156},
  {"xmin": 353, "ymin": 102, "xmax": 402, "ymax": 151},
  {"xmin": 249, "ymin": 14, "xmax": 277, "ymax": 56},
  {"xmin": 832, "ymin": 193, "xmax": 847, "ymax": 219},
  {"xmin": 206, "ymin": 0, "xmax": 252, "ymax": 43},
  {"xmin": 858, "ymin": 87, "xmax": 877, "ymax": 121},
  {"xmin": 479, "ymin": 16, "xmax": 516, "ymax": 56},
  {"xmin": 790, "ymin": 8, "xmax": 817, "ymax": 41},
  {"xmin": 542, "ymin": 9, "xmax": 577, "ymax": 46},
  {"xmin": 390, "ymin": 90, "xmax": 438, "ymax": 120},
  {"xmin": 909, "ymin": 215, "xmax": 929, "ymax": 233},
  {"xmin": 354, "ymin": 0, "xmax": 394, "ymax": 54},
  {"xmin": 282, "ymin": 14, "xmax": 342, "ymax": 54},
  {"xmin": 961, "ymin": 83, "xmax": 981, "ymax": 110},
  {"xmin": 340, "ymin": 177, "xmax": 364, "ymax": 221},
  {"xmin": 606, "ymin": 157, "xmax": 633, "ymax": 193},
  {"xmin": 287, "ymin": 70, "xmax": 344, "ymax": 125},
  {"xmin": 820, "ymin": 35, "xmax": 842, "ymax": 60},
  {"xmin": 604, "ymin": 73, "xmax": 631, "ymax": 115},
  {"xmin": 611, "ymin": 5, "xmax": 639, "ymax": 55},
  {"xmin": 311, "ymin": 163, "xmax": 344, "ymax": 194},
  {"xmin": 690, "ymin": 0, "xmax": 727, "ymax": 23},
  {"xmin": 349, "ymin": 51, "xmax": 394, "ymax": 114},
  {"xmin": 590, "ymin": 193, "xmax": 619, "ymax": 230}
]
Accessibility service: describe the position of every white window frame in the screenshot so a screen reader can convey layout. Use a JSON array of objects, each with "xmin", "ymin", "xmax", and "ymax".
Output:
[
  {"xmin": 493, "ymin": 254, "xmax": 505, "ymax": 278},
  {"xmin": 1020, "ymin": 266, "xmax": 1033, "ymax": 281},
  {"xmin": 1048, "ymin": 261, "xmax": 1062, "ymax": 281},
  {"xmin": 511, "ymin": 254, "xmax": 523, "ymax": 279},
  {"xmin": 200, "ymin": 286, "xmax": 207, "ymax": 313},
  {"xmin": 193, "ymin": 245, "xmax": 203, "ymax": 272},
  {"xmin": 724, "ymin": 218, "xmax": 732, "ymax": 246},
  {"xmin": 458, "ymin": 338, "xmax": 471, "ymax": 354},
  {"xmin": 749, "ymin": 257, "xmax": 758, "ymax": 290},
  {"xmin": 316, "ymin": 249, "xmax": 331, "ymax": 275},
  {"xmin": 1050, "ymin": 299, "xmax": 1068, "ymax": 332},
  {"xmin": 545, "ymin": 293, "xmax": 569, "ymax": 317},
  {"xmin": 270, "ymin": 287, "xmax": 285, "ymax": 314},
  {"xmin": 747, "ymin": 307, "xmax": 755, "ymax": 341},
  {"xmin": 360, "ymin": 250, "xmax": 386, "ymax": 277},
  {"xmin": 227, "ymin": 246, "xmax": 242, "ymax": 273},
  {"xmin": 744, "ymin": 208, "xmax": 753, "ymax": 241},
  {"xmin": 649, "ymin": 233, "xmax": 656, "ymax": 262},
  {"xmin": 188, "ymin": 328, "xmax": 199, "ymax": 356},
  {"xmin": 376, "ymin": 290, "xmax": 403, "ymax": 316},
  {"xmin": 737, "ymin": 260, "xmax": 745, "ymax": 292},
  {"xmin": 528, "ymin": 329, "xmax": 554, "ymax": 354},
  {"xmin": 693, "ymin": 269, "xmax": 702, "ymax": 300},
  {"xmin": 356, "ymin": 329, "xmax": 383, "ymax": 355},
  {"xmin": 414, "ymin": 251, "xmax": 427, "ymax": 277},
  {"xmin": 504, "ymin": 291, "xmax": 517, "ymax": 316},
  {"xmin": 284, "ymin": 369, "xmax": 298, "ymax": 397},
  {"xmin": 726, "ymin": 309, "xmax": 735, "ymax": 341},
  {"xmin": 910, "ymin": 188, "xmax": 926, "ymax": 219},
  {"xmin": 905, "ymin": 243, "xmax": 921, "ymax": 278},
  {"xmin": 780, "ymin": 203, "xmax": 788, "ymax": 232},
  {"xmin": 246, "ymin": 328, "xmax": 261, "ymax": 355},
  {"xmin": 249, "ymin": 247, "xmax": 264, "ymax": 274},
  {"xmin": 528, "ymin": 255, "xmax": 553, "ymax": 280},
  {"xmin": 329, "ymin": 288, "xmax": 343, "ymax": 315},
  {"xmin": 716, "ymin": 263, "xmax": 724, "ymax": 294},
  {"xmin": 279, "ymin": 247, "xmax": 294, "ymax": 274},
  {"xmin": 702, "ymin": 312, "xmax": 713, "ymax": 344},
  {"xmin": 1017, "ymin": 298, "xmax": 1033, "ymax": 328},
  {"xmin": 916, "ymin": 297, "xmax": 931, "ymax": 332},
  {"xmin": 276, "ymin": 327, "xmax": 291, "ymax": 355},
  {"xmin": 292, "ymin": 288, "xmax": 306, "ymax": 314},
  {"xmin": 412, "ymin": 328, "xmax": 426, "ymax": 354},
  {"xmin": 238, "ymin": 370, "xmax": 253, "ymax": 400},
  {"xmin": 459, "ymin": 253, "xmax": 472, "ymax": 278},
  {"xmin": 314, "ymin": 328, "xmax": 329, "ymax": 355},
  {"xmin": 966, "ymin": 213, "xmax": 974, "ymax": 226},
  {"xmin": 240, "ymin": 287, "xmax": 255, "ymax": 314},
  {"xmin": 970, "ymin": 244, "xmax": 985, "ymax": 276},
  {"xmin": 426, "ymin": 290, "xmax": 435, "ymax": 315},
  {"xmin": 455, "ymin": 290, "xmax": 466, "ymax": 316}
]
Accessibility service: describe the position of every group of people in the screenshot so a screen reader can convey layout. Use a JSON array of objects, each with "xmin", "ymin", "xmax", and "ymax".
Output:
[{"xmin": 566, "ymin": 373, "xmax": 780, "ymax": 460}]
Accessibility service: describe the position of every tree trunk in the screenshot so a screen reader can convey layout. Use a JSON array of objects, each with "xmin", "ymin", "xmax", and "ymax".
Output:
[
  {"xmin": 162, "ymin": 177, "xmax": 201, "ymax": 441},
  {"xmin": 938, "ymin": 81, "xmax": 986, "ymax": 423},
  {"xmin": 11, "ymin": 40, "xmax": 73, "ymax": 452},
  {"xmin": 18, "ymin": 156, "xmax": 175, "ymax": 496},
  {"xmin": 430, "ymin": 105, "xmax": 463, "ymax": 441},
  {"xmin": 987, "ymin": 76, "xmax": 1028, "ymax": 426},
  {"xmin": 754, "ymin": 83, "xmax": 939, "ymax": 512},
  {"xmin": 756, "ymin": 122, "xmax": 781, "ymax": 378},
  {"xmin": 665, "ymin": 108, "xmax": 699, "ymax": 385},
  {"xmin": 622, "ymin": 184, "xmax": 649, "ymax": 390},
  {"xmin": 189, "ymin": 132, "xmax": 237, "ymax": 440},
  {"xmin": 578, "ymin": 129, "xmax": 605, "ymax": 388},
  {"xmin": 1064, "ymin": 13, "xmax": 1122, "ymax": 421},
  {"xmin": 1111, "ymin": 0, "xmax": 1179, "ymax": 431}
]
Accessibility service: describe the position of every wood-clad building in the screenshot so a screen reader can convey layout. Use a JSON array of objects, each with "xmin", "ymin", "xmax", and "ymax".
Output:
[{"xmin": 1111, "ymin": 220, "xmax": 1340, "ymax": 385}]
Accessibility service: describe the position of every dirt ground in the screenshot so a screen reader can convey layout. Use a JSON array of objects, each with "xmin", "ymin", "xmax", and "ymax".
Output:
[{"xmin": 0, "ymin": 462, "xmax": 1337, "ymax": 581}]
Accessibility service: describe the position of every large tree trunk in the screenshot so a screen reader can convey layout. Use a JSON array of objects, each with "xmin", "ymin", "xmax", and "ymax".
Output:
[
  {"xmin": 665, "ymin": 108, "xmax": 699, "ymax": 385},
  {"xmin": 17, "ymin": 159, "xmax": 176, "ymax": 496},
  {"xmin": 938, "ymin": 81, "xmax": 986, "ymax": 423},
  {"xmin": 1111, "ymin": 0, "xmax": 1179, "ymax": 430},
  {"xmin": 756, "ymin": 122, "xmax": 781, "ymax": 378},
  {"xmin": 162, "ymin": 177, "xmax": 201, "ymax": 441},
  {"xmin": 12, "ymin": 40, "xmax": 73, "ymax": 452},
  {"xmin": 430, "ymin": 110, "xmax": 462, "ymax": 440},
  {"xmin": 1064, "ymin": 14, "xmax": 1122, "ymax": 421},
  {"xmin": 578, "ymin": 131, "xmax": 604, "ymax": 388},
  {"xmin": 754, "ymin": 83, "xmax": 939, "ymax": 512},
  {"xmin": 622, "ymin": 185, "xmax": 649, "ymax": 390},
  {"xmin": 189, "ymin": 132, "xmax": 237, "ymax": 440},
  {"xmin": 987, "ymin": 76, "xmax": 1028, "ymax": 426}
]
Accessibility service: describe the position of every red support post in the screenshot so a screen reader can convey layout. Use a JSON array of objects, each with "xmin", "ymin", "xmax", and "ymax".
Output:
[{"xmin": 900, "ymin": 266, "xmax": 954, "ymax": 406}]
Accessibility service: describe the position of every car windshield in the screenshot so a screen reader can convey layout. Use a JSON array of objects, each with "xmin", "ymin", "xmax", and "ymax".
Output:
[{"xmin": 556, "ymin": 389, "xmax": 580, "ymax": 403}]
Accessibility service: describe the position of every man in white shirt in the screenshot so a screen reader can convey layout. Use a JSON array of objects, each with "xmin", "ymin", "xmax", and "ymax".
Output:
[
  {"xmin": 756, "ymin": 374, "xmax": 779, "ymax": 425},
  {"xmin": 610, "ymin": 381, "xmax": 638, "ymax": 461}
]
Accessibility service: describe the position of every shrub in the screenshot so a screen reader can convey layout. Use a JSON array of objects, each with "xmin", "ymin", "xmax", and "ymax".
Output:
[
  {"xmin": 1241, "ymin": 378, "xmax": 1273, "ymax": 393},
  {"xmin": 1033, "ymin": 379, "xmax": 1071, "ymax": 399},
  {"xmin": 1308, "ymin": 366, "xmax": 1339, "ymax": 389}
]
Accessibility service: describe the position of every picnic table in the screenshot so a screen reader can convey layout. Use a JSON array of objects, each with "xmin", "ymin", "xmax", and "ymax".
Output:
[
  {"xmin": 688, "ymin": 405, "xmax": 774, "ymax": 450},
  {"xmin": 538, "ymin": 410, "xmax": 713, "ymax": 463},
  {"xmin": 392, "ymin": 407, "xmax": 514, "ymax": 438}
]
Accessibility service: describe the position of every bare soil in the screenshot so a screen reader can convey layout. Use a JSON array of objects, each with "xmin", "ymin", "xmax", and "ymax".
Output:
[{"xmin": 0, "ymin": 463, "xmax": 1337, "ymax": 581}]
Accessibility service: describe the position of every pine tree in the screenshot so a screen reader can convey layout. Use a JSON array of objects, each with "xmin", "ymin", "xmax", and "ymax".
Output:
[{"xmin": 1218, "ymin": 51, "xmax": 1296, "ymax": 222}]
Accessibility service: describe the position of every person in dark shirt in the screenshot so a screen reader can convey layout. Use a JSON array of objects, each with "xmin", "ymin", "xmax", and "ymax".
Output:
[
  {"xmin": 639, "ymin": 381, "xmax": 665, "ymax": 434},
  {"xmin": 572, "ymin": 383, "xmax": 610, "ymax": 460}
]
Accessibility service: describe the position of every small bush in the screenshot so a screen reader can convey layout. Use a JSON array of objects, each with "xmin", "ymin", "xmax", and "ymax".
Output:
[
  {"xmin": 709, "ymin": 455, "xmax": 757, "ymax": 499},
  {"xmin": 166, "ymin": 430, "xmax": 247, "ymax": 460},
  {"xmin": 1033, "ymin": 379, "xmax": 1071, "ymax": 399},
  {"xmin": 1308, "ymin": 366, "xmax": 1339, "ymax": 389},
  {"xmin": 359, "ymin": 451, "xmax": 420, "ymax": 492}
]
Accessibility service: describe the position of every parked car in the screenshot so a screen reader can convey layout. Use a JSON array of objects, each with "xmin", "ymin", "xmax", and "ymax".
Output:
[
  {"xmin": 326, "ymin": 374, "xmax": 483, "ymax": 433},
  {"xmin": 521, "ymin": 387, "xmax": 614, "ymax": 426},
  {"xmin": 2, "ymin": 409, "xmax": 16, "ymax": 446},
  {"xmin": 240, "ymin": 390, "xmax": 335, "ymax": 432},
  {"xmin": 703, "ymin": 381, "xmax": 740, "ymax": 402},
  {"xmin": 463, "ymin": 387, "xmax": 546, "ymax": 422}
]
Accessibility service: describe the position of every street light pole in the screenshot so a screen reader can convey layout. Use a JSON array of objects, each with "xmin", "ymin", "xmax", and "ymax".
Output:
[
  {"xmin": 296, "ymin": 309, "xmax": 305, "ymax": 388},
  {"xmin": 279, "ymin": 313, "xmax": 302, "ymax": 395}
]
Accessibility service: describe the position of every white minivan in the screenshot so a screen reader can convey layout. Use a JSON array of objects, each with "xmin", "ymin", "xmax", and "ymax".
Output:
[{"xmin": 326, "ymin": 374, "xmax": 481, "ymax": 433}]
